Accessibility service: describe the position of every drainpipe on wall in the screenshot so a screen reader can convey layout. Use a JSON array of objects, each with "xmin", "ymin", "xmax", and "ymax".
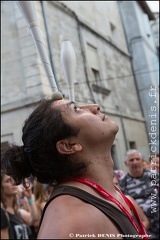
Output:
[
  {"xmin": 117, "ymin": 1, "xmax": 150, "ymax": 147},
  {"xmin": 117, "ymin": 1, "xmax": 145, "ymax": 117},
  {"xmin": 40, "ymin": 1, "xmax": 60, "ymax": 91}
]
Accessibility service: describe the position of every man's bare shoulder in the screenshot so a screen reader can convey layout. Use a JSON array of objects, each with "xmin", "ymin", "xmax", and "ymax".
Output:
[{"xmin": 38, "ymin": 194, "xmax": 122, "ymax": 239}]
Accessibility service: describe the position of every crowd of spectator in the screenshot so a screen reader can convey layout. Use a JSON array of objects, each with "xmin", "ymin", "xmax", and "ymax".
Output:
[{"xmin": 1, "ymin": 171, "xmax": 54, "ymax": 239}]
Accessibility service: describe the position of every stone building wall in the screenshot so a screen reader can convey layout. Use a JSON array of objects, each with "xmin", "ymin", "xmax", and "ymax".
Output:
[{"xmin": 1, "ymin": 1, "xmax": 150, "ymax": 171}]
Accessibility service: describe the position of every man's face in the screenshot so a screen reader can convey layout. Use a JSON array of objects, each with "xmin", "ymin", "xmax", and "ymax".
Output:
[
  {"xmin": 125, "ymin": 152, "xmax": 144, "ymax": 177},
  {"xmin": 53, "ymin": 100, "xmax": 119, "ymax": 149}
]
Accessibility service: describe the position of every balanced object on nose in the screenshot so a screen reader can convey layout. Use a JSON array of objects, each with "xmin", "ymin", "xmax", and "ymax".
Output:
[
  {"xmin": 61, "ymin": 40, "xmax": 76, "ymax": 101},
  {"xmin": 52, "ymin": 92, "xmax": 63, "ymax": 100},
  {"xmin": 16, "ymin": 1, "xmax": 63, "ymax": 100}
]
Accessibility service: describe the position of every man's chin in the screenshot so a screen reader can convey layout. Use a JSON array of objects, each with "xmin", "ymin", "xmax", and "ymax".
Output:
[
  {"xmin": 131, "ymin": 169, "xmax": 143, "ymax": 177},
  {"xmin": 113, "ymin": 124, "xmax": 119, "ymax": 134}
]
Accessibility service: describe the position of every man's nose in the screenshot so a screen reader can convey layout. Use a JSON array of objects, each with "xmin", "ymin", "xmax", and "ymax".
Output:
[
  {"xmin": 83, "ymin": 104, "xmax": 100, "ymax": 114},
  {"xmin": 133, "ymin": 158, "xmax": 140, "ymax": 163}
]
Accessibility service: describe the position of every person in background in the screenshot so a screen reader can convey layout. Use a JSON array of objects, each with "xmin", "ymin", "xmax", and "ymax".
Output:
[
  {"xmin": 17, "ymin": 179, "xmax": 39, "ymax": 239},
  {"xmin": 17, "ymin": 180, "xmax": 33, "ymax": 213},
  {"xmin": 113, "ymin": 172, "xmax": 149, "ymax": 230},
  {"xmin": 2, "ymin": 98, "xmax": 149, "ymax": 239},
  {"xmin": 119, "ymin": 149, "xmax": 159, "ymax": 239},
  {"xmin": 1, "ymin": 202, "xmax": 9, "ymax": 239},
  {"xmin": 149, "ymin": 153, "xmax": 159, "ymax": 173},
  {"xmin": 142, "ymin": 160, "xmax": 151, "ymax": 170},
  {"xmin": 1, "ymin": 169, "xmax": 38, "ymax": 239},
  {"xmin": 114, "ymin": 169, "xmax": 125, "ymax": 181},
  {"xmin": 32, "ymin": 180, "xmax": 50, "ymax": 237}
]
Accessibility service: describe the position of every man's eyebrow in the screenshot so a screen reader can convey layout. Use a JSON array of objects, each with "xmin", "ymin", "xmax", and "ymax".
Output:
[{"xmin": 66, "ymin": 101, "xmax": 76, "ymax": 108}]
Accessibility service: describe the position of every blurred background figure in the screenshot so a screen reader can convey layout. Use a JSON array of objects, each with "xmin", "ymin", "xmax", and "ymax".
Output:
[
  {"xmin": 32, "ymin": 180, "xmax": 53, "ymax": 238},
  {"xmin": 142, "ymin": 160, "xmax": 151, "ymax": 170},
  {"xmin": 113, "ymin": 172, "xmax": 149, "ymax": 230},
  {"xmin": 1, "ymin": 202, "xmax": 9, "ymax": 239},
  {"xmin": 119, "ymin": 149, "xmax": 159, "ymax": 239},
  {"xmin": 149, "ymin": 153, "xmax": 159, "ymax": 173},
  {"xmin": 114, "ymin": 169, "xmax": 125, "ymax": 181},
  {"xmin": 17, "ymin": 183, "xmax": 31, "ymax": 213},
  {"xmin": 1, "ymin": 169, "xmax": 38, "ymax": 239}
]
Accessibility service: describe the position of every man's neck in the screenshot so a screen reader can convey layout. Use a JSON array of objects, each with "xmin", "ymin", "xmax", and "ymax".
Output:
[
  {"xmin": 62, "ymin": 150, "xmax": 116, "ymax": 194},
  {"xmin": 81, "ymin": 158, "xmax": 116, "ymax": 194},
  {"xmin": 128, "ymin": 169, "xmax": 144, "ymax": 178}
]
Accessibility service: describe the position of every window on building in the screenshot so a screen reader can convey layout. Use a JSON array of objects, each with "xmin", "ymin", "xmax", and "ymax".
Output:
[
  {"xmin": 129, "ymin": 141, "xmax": 137, "ymax": 149},
  {"xmin": 111, "ymin": 144, "xmax": 119, "ymax": 169},
  {"xmin": 91, "ymin": 68, "xmax": 100, "ymax": 83},
  {"xmin": 110, "ymin": 22, "xmax": 117, "ymax": 43},
  {"xmin": 87, "ymin": 43, "xmax": 100, "ymax": 82}
]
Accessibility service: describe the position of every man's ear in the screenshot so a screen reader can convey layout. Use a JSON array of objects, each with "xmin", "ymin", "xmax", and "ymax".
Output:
[{"xmin": 56, "ymin": 140, "xmax": 82, "ymax": 155}]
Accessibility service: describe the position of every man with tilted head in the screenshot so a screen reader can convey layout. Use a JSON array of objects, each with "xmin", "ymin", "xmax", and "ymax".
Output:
[{"xmin": 2, "ymin": 99, "xmax": 149, "ymax": 239}]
